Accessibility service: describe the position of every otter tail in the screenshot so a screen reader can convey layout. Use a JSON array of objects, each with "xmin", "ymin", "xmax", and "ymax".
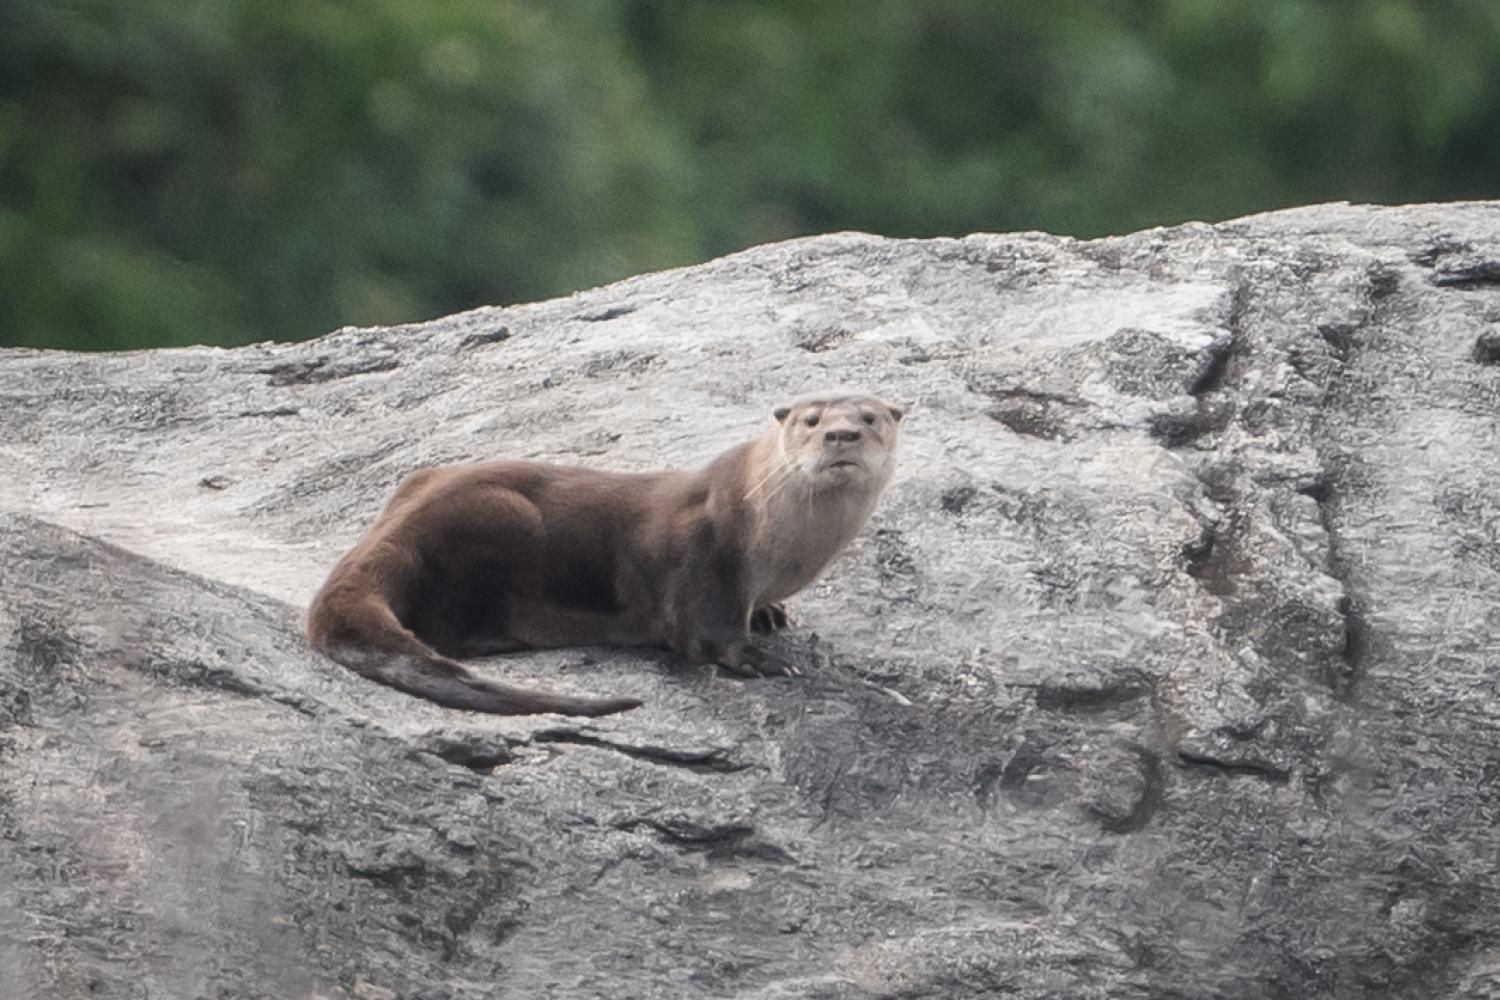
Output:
[{"xmin": 309, "ymin": 598, "xmax": 642, "ymax": 718}]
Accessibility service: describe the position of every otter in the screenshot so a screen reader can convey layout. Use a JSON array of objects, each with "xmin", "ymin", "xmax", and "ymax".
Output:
[{"xmin": 305, "ymin": 390, "xmax": 903, "ymax": 717}]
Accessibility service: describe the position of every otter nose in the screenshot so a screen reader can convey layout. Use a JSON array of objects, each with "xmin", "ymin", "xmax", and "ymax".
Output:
[{"xmin": 824, "ymin": 428, "xmax": 861, "ymax": 444}]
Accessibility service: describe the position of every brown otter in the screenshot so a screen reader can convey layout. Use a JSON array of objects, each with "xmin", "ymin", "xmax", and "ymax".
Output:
[{"xmin": 305, "ymin": 390, "xmax": 903, "ymax": 717}]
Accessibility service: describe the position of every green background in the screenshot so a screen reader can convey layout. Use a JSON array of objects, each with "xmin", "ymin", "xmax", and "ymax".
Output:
[{"xmin": 3, "ymin": 0, "xmax": 1497, "ymax": 350}]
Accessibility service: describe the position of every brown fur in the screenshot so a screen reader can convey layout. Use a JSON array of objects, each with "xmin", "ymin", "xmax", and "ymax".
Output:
[{"xmin": 305, "ymin": 391, "xmax": 903, "ymax": 716}]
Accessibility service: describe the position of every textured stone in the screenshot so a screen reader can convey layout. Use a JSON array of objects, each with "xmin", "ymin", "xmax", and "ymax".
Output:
[{"xmin": 3, "ymin": 201, "xmax": 1500, "ymax": 998}]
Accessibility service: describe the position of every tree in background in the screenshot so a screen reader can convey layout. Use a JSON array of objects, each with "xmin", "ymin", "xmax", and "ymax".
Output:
[
  {"xmin": 2, "ymin": 0, "xmax": 1497, "ymax": 350},
  {"xmin": 0, "ymin": 1, "xmax": 692, "ymax": 349},
  {"xmin": 634, "ymin": 0, "xmax": 1500, "ymax": 241}
]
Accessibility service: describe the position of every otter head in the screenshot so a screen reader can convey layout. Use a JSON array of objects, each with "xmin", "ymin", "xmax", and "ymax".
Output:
[{"xmin": 771, "ymin": 391, "xmax": 904, "ymax": 490}]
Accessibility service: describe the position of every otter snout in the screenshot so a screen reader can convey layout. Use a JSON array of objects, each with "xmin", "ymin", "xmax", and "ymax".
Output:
[{"xmin": 823, "ymin": 424, "xmax": 865, "ymax": 469}]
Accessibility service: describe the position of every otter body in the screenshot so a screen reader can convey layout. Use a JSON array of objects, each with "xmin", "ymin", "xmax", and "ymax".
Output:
[{"xmin": 306, "ymin": 391, "xmax": 902, "ymax": 717}]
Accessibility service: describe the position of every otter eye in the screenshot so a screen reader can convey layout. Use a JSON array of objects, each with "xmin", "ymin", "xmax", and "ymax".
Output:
[
  {"xmin": 861, "ymin": 412, "xmax": 876, "ymax": 425},
  {"xmin": 804, "ymin": 413, "xmax": 820, "ymax": 427}
]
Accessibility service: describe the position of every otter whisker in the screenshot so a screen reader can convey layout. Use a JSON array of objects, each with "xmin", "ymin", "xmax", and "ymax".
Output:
[{"xmin": 742, "ymin": 451, "xmax": 794, "ymax": 501}]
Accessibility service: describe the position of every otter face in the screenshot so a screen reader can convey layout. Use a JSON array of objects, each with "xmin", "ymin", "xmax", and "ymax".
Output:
[{"xmin": 772, "ymin": 392, "xmax": 904, "ymax": 486}]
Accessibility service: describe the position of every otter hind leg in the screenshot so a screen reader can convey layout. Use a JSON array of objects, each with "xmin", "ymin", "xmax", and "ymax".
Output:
[{"xmin": 412, "ymin": 597, "xmax": 529, "ymax": 659}]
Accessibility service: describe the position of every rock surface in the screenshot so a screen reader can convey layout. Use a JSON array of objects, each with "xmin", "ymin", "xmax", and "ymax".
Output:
[{"xmin": 4, "ymin": 202, "xmax": 1500, "ymax": 999}]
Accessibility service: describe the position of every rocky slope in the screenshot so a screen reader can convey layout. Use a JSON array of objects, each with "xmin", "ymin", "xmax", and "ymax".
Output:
[{"xmin": 3, "ymin": 202, "xmax": 1500, "ymax": 999}]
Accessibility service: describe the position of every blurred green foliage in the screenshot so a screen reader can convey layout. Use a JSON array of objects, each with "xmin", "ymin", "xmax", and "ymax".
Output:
[{"xmin": 2, "ymin": 0, "xmax": 1498, "ymax": 350}]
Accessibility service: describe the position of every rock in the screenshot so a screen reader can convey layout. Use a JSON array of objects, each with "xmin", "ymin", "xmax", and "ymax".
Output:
[{"xmin": 3, "ymin": 201, "xmax": 1500, "ymax": 998}]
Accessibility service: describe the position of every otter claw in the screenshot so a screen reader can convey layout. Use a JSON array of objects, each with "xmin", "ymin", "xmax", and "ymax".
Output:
[
  {"xmin": 719, "ymin": 647, "xmax": 800, "ymax": 678},
  {"xmin": 717, "ymin": 658, "xmax": 762, "ymax": 679}
]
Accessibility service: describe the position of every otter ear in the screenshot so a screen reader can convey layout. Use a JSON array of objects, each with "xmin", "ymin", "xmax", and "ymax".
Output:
[
  {"xmin": 887, "ymin": 404, "xmax": 905, "ymax": 423},
  {"xmin": 773, "ymin": 405, "xmax": 792, "ymax": 423}
]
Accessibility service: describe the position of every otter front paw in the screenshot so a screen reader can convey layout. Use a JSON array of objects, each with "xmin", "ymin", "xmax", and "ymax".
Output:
[
  {"xmin": 749, "ymin": 602, "xmax": 793, "ymax": 634},
  {"xmin": 718, "ymin": 644, "xmax": 800, "ymax": 678}
]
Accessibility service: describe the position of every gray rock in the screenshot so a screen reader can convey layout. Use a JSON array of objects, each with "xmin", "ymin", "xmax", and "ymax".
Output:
[{"xmin": 3, "ymin": 201, "xmax": 1500, "ymax": 999}]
